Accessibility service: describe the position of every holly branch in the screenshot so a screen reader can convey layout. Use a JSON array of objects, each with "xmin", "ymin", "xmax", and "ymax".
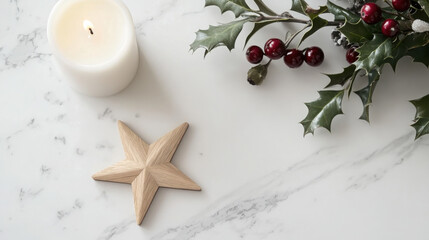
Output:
[{"xmin": 191, "ymin": 0, "xmax": 429, "ymax": 139}]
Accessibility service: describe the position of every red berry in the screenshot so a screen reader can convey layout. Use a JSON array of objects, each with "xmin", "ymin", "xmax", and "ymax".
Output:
[
  {"xmin": 381, "ymin": 19, "xmax": 400, "ymax": 37},
  {"xmin": 264, "ymin": 38, "xmax": 286, "ymax": 60},
  {"xmin": 392, "ymin": 0, "xmax": 410, "ymax": 11},
  {"xmin": 346, "ymin": 47, "xmax": 359, "ymax": 64},
  {"xmin": 304, "ymin": 47, "xmax": 324, "ymax": 66},
  {"xmin": 361, "ymin": 3, "xmax": 382, "ymax": 24},
  {"xmin": 246, "ymin": 46, "xmax": 264, "ymax": 64},
  {"xmin": 283, "ymin": 49, "xmax": 304, "ymax": 68}
]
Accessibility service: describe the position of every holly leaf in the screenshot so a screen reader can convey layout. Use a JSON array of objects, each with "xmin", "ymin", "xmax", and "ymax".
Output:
[
  {"xmin": 355, "ymin": 70, "xmax": 380, "ymax": 122},
  {"xmin": 354, "ymin": 34, "xmax": 393, "ymax": 74},
  {"xmin": 417, "ymin": 0, "xmax": 429, "ymax": 18},
  {"xmin": 300, "ymin": 17, "xmax": 328, "ymax": 45},
  {"xmin": 244, "ymin": 19, "xmax": 290, "ymax": 47},
  {"xmin": 338, "ymin": 19, "xmax": 373, "ymax": 44},
  {"xmin": 190, "ymin": 19, "xmax": 249, "ymax": 56},
  {"xmin": 350, "ymin": 32, "xmax": 429, "ymax": 74},
  {"xmin": 291, "ymin": 0, "xmax": 329, "ymax": 44},
  {"xmin": 410, "ymin": 94, "xmax": 429, "ymax": 139},
  {"xmin": 383, "ymin": 33, "xmax": 429, "ymax": 70},
  {"xmin": 411, "ymin": 118, "xmax": 429, "ymax": 139},
  {"xmin": 382, "ymin": 33, "xmax": 429, "ymax": 70},
  {"xmin": 402, "ymin": 32, "xmax": 429, "ymax": 49},
  {"xmin": 205, "ymin": 0, "xmax": 252, "ymax": 18},
  {"xmin": 291, "ymin": 0, "xmax": 328, "ymax": 18},
  {"xmin": 253, "ymin": 0, "xmax": 277, "ymax": 16},
  {"xmin": 384, "ymin": 40, "xmax": 407, "ymax": 71},
  {"xmin": 408, "ymin": 44, "xmax": 429, "ymax": 67},
  {"xmin": 291, "ymin": 0, "xmax": 307, "ymax": 15},
  {"xmin": 324, "ymin": 65, "xmax": 356, "ymax": 88},
  {"xmin": 412, "ymin": 9, "xmax": 429, "ymax": 22},
  {"xmin": 411, "ymin": 94, "xmax": 429, "ymax": 118},
  {"xmin": 326, "ymin": 1, "xmax": 360, "ymax": 23},
  {"xmin": 300, "ymin": 90, "xmax": 345, "ymax": 135}
]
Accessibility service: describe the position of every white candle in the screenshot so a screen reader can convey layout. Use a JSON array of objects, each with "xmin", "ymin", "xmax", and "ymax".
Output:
[{"xmin": 47, "ymin": 0, "xmax": 139, "ymax": 97}]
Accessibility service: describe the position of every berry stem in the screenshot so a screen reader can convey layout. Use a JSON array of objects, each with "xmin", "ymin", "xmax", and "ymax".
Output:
[
  {"xmin": 382, "ymin": 10, "xmax": 403, "ymax": 17},
  {"xmin": 285, "ymin": 23, "xmax": 311, "ymax": 48},
  {"xmin": 383, "ymin": 0, "xmax": 410, "ymax": 19}
]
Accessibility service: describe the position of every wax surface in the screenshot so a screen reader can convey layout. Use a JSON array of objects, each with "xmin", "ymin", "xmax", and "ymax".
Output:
[{"xmin": 53, "ymin": 0, "xmax": 126, "ymax": 65}]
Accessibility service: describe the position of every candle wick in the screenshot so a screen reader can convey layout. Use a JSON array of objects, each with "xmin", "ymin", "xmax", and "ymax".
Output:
[{"xmin": 89, "ymin": 27, "xmax": 94, "ymax": 35}]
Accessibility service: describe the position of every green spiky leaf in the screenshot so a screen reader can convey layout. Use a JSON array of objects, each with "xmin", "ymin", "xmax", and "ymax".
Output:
[
  {"xmin": 411, "ymin": 94, "xmax": 429, "ymax": 118},
  {"xmin": 385, "ymin": 40, "xmax": 408, "ymax": 71},
  {"xmin": 411, "ymin": 118, "xmax": 429, "ymax": 139},
  {"xmin": 354, "ymin": 34, "xmax": 393, "ymax": 74},
  {"xmin": 338, "ymin": 20, "xmax": 373, "ymax": 44},
  {"xmin": 190, "ymin": 19, "xmax": 249, "ymax": 55},
  {"xmin": 291, "ymin": 0, "xmax": 327, "ymax": 18},
  {"xmin": 300, "ymin": 90, "xmax": 345, "ymax": 135},
  {"xmin": 417, "ymin": 0, "xmax": 429, "ymax": 18},
  {"xmin": 412, "ymin": 9, "xmax": 429, "ymax": 22},
  {"xmin": 300, "ymin": 17, "xmax": 328, "ymax": 45},
  {"xmin": 326, "ymin": 1, "xmax": 360, "ymax": 23},
  {"xmin": 403, "ymin": 32, "xmax": 429, "ymax": 49},
  {"xmin": 324, "ymin": 65, "xmax": 356, "ymax": 88},
  {"xmin": 205, "ymin": 0, "xmax": 252, "ymax": 18},
  {"xmin": 410, "ymin": 94, "xmax": 429, "ymax": 139},
  {"xmin": 290, "ymin": 0, "xmax": 329, "ymax": 44},
  {"xmin": 408, "ymin": 45, "xmax": 429, "ymax": 67},
  {"xmin": 291, "ymin": 0, "xmax": 307, "ymax": 15},
  {"xmin": 403, "ymin": 33, "xmax": 429, "ymax": 67},
  {"xmin": 382, "ymin": 33, "xmax": 429, "ymax": 70},
  {"xmin": 355, "ymin": 70, "xmax": 380, "ymax": 122}
]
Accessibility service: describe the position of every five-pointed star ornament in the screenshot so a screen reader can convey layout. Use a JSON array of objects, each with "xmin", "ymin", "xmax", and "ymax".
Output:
[{"xmin": 92, "ymin": 121, "xmax": 201, "ymax": 225}]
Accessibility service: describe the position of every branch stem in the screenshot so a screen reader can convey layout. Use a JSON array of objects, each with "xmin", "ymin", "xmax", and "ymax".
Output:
[
  {"xmin": 253, "ymin": 15, "xmax": 342, "ymax": 26},
  {"xmin": 383, "ymin": 0, "xmax": 410, "ymax": 19}
]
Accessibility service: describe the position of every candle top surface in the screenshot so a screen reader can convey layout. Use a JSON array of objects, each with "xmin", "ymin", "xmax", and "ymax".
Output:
[{"xmin": 52, "ymin": 0, "xmax": 128, "ymax": 65}]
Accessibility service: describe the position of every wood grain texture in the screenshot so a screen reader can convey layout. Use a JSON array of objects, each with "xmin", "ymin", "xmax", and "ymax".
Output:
[{"xmin": 92, "ymin": 121, "xmax": 201, "ymax": 225}]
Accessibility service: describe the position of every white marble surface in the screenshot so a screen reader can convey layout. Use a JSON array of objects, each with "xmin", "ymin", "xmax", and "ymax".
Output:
[{"xmin": 1, "ymin": 0, "xmax": 429, "ymax": 239}]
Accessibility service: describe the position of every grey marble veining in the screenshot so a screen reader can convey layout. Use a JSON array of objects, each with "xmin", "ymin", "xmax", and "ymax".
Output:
[
  {"xmin": 151, "ymin": 133, "xmax": 429, "ymax": 240},
  {"xmin": 1, "ymin": 0, "xmax": 429, "ymax": 239}
]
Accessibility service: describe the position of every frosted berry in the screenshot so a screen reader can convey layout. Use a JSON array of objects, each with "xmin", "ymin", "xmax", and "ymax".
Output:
[
  {"xmin": 382, "ymin": 19, "xmax": 400, "ymax": 37},
  {"xmin": 264, "ymin": 38, "xmax": 286, "ymax": 59},
  {"xmin": 304, "ymin": 47, "xmax": 324, "ymax": 66},
  {"xmin": 392, "ymin": 0, "xmax": 410, "ymax": 11},
  {"xmin": 283, "ymin": 49, "xmax": 304, "ymax": 68},
  {"xmin": 246, "ymin": 46, "xmax": 264, "ymax": 64},
  {"xmin": 361, "ymin": 3, "xmax": 382, "ymax": 24},
  {"xmin": 346, "ymin": 47, "xmax": 359, "ymax": 63}
]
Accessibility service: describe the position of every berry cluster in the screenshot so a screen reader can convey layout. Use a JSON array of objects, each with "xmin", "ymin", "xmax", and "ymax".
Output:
[
  {"xmin": 245, "ymin": 0, "xmax": 421, "ymax": 85},
  {"xmin": 360, "ymin": 1, "xmax": 407, "ymax": 37},
  {"xmin": 340, "ymin": 0, "xmax": 416, "ymax": 64},
  {"xmin": 246, "ymin": 38, "xmax": 324, "ymax": 68}
]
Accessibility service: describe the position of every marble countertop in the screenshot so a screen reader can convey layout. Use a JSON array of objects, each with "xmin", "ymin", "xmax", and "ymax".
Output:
[{"xmin": 1, "ymin": 0, "xmax": 429, "ymax": 239}]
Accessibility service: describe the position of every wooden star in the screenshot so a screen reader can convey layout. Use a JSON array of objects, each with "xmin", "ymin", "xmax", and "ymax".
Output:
[{"xmin": 92, "ymin": 121, "xmax": 201, "ymax": 225}]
